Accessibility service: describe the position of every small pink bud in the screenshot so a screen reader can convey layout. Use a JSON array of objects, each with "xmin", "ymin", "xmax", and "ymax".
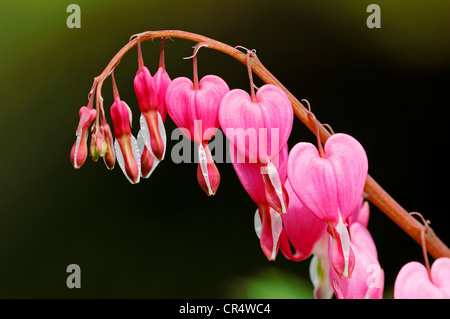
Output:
[
  {"xmin": 110, "ymin": 97, "xmax": 140, "ymax": 184},
  {"xmin": 95, "ymin": 132, "xmax": 107, "ymax": 157},
  {"xmin": 100, "ymin": 123, "xmax": 115, "ymax": 170},
  {"xmin": 90, "ymin": 129, "xmax": 107, "ymax": 162},
  {"xmin": 70, "ymin": 106, "xmax": 96, "ymax": 169},
  {"xmin": 89, "ymin": 131, "xmax": 101, "ymax": 162},
  {"xmin": 110, "ymin": 98, "xmax": 132, "ymax": 138}
]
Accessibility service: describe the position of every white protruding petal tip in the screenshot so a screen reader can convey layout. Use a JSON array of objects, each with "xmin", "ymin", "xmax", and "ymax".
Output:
[
  {"xmin": 157, "ymin": 112, "xmax": 167, "ymax": 160},
  {"xmin": 269, "ymin": 207, "xmax": 283, "ymax": 260},
  {"xmin": 336, "ymin": 216, "xmax": 351, "ymax": 278},
  {"xmin": 198, "ymin": 144, "xmax": 213, "ymax": 195},
  {"xmin": 254, "ymin": 209, "xmax": 262, "ymax": 239}
]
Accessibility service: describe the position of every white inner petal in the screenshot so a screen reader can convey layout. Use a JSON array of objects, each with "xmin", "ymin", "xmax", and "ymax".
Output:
[
  {"xmin": 139, "ymin": 113, "xmax": 166, "ymax": 161},
  {"xmin": 157, "ymin": 112, "xmax": 167, "ymax": 160},
  {"xmin": 139, "ymin": 114, "xmax": 152, "ymax": 152},
  {"xmin": 73, "ymin": 134, "xmax": 82, "ymax": 169},
  {"xmin": 309, "ymin": 255, "xmax": 320, "ymax": 289},
  {"xmin": 269, "ymin": 207, "xmax": 283, "ymax": 260},
  {"xmin": 254, "ymin": 209, "xmax": 262, "ymax": 239},
  {"xmin": 336, "ymin": 213, "xmax": 351, "ymax": 277},
  {"xmin": 114, "ymin": 139, "xmax": 130, "ymax": 183},
  {"xmin": 198, "ymin": 143, "xmax": 213, "ymax": 195},
  {"xmin": 114, "ymin": 137, "xmax": 141, "ymax": 184},
  {"xmin": 265, "ymin": 161, "xmax": 286, "ymax": 214},
  {"xmin": 130, "ymin": 134, "xmax": 141, "ymax": 182}
]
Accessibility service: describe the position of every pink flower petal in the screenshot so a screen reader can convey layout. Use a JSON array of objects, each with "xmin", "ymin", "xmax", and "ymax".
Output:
[{"xmin": 395, "ymin": 258, "xmax": 450, "ymax": 299}]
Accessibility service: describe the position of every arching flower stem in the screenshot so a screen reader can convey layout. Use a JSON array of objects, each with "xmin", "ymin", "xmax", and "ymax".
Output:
[{"xmin": 87, "ymin": 30, "xmax": 450, "ymax": 260}]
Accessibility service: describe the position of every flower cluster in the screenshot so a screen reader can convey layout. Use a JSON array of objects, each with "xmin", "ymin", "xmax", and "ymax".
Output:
[{"xmin": 70, "ymin": 34, "xmax": 450, "ymax": 299}]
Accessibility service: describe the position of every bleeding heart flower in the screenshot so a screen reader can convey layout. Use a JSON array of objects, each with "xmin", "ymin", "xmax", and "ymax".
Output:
[
  {"xmin": 134, "ymin": 66, "xmax": 169, "ymax": 158},
  {"xmin": 110, "ymin": 73, "xmax": 140, "ymax": 184},
  {"xmin": 279, "ymin": 179, "xmax": 327, "ymax": 262},
  {"xmin": 329, "ymin": 202, "xmax": 384, "ymax": 299},
  {"xmin": 70, "ymin": 106, "xmax": 97, "ymax": 169},
  {"xmin": 89, "ymin": 128, "xmax": 107, "ymax": 162},
  {"xmin": 99, "ymin": 122, "xmax": 115, "ymax": 170},
  {"xmin": 394, "ymin": 257, "xmax": 450, "ymax": 298},
  {"xmin": 134, "ymin": 38, "xmax": 170, "ymax": 178},
  {"xmin": 232, "ymin": 143, "xmax": 288, "ymax": 260},
  {"xmin": 287, "ymin": 132, "xmax": 368, "ymax": 278},
  {"xmin": 165, "ymin": 52, "xmax": 229, "ymax": 196},
  {"xmin": 219, "ymin": 51, "xmax": 292, "ymax": 213},
  {"xmin": 219, "ymin": 83, "xmax": 292, "ymax": 214},
  {"xmin": 110, "ymin": 97, "xmax": 141, "ymax": 184},
  {"xmin": 219, "ymin": 84, "xmax": 293, "ymax": 164}
]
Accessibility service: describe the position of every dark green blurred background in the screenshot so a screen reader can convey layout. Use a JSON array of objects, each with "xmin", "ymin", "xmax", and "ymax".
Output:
[{"xmin": 0, "ymin": 0, "xmax": 449, "ymax": 298}]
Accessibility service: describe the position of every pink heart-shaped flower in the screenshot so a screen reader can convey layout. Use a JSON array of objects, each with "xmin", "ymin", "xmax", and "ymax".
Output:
[
  {"xmin": 232, "ymin": 144, "xmax": 288, "ymax": 260},
  {"xmin": 394, "ymin": 257, "xmax": 450, "ymax": 299},
  {"xmin": 287, "ymin": 133, "xmax": 368, "ymax": 278},
  {"xmin": 287, "ymin": 133, "xmax": 368, "ymax": 224},
  {"xmin": 166, "ymin": 75, "xmax": 229, "ymax": 144},
  {"xmin": 165, "ymin": 74, "xmax": 229, "ymax": 196},
  {"xmin": 219, "ymin": 84, "xmax": 293, "ymax": 164},
  {"xmin": 220, "ymin": 84, "xmax": 292, "ymax": 213},
  {"xmin": 330, "ymin": 222, "xmax": 384, "ymax": 299}
]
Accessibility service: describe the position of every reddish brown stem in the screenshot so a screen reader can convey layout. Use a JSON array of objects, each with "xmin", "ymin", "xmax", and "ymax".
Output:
[
  {"xmin": 111, "ymin": 71, "xmax": 120, "ymax": 100},
  {"xmin": 159, "ymin": 37, "xmax": 166, "ymax": 70},
  {"xmin": 137, "ymin": 38, "xmax": 144, "ymax": 70},
  {"xmin": 192, "ymin": 53, "xmax": 199, "ymax": 90},
  {"xmin": 245, "ymin": 51, "xmax": 258, "ymax": 102},
  {"xmin": 92, "ymin": 30, "xmax": 450, "ymax": 259},
  {"xmin": 409, "ymin": 212, "xmax": 432, "ymax": 281}
]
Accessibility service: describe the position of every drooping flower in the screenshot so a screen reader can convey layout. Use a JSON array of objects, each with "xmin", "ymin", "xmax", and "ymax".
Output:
[
  {"xmin": 394, "ymin": 257, "xmax": 450, "ymax": 299},
  {"xmin": 134, "ymin": 38, "xmax": 170, "ymax": 178},
  {"xmin": 232, "ymin": 144, "xmax": 288, "ymax": 260},
  {"xmin": 219, "ymin": 59, "xmax": 293, "ymax": 214},
  {"xmin": 70, "ymin": 106, "xmax": 97, "ymax": 169},
  {"xmin": 287, "ymin": 132, "xmax": 368, "ymax": 278},
  {"xmin": 165, "ymin": 52, "xmax": 229, "ymax": 196},
  {"xmin": 278, "ymin": 179, "xmax": 327, "ymax": 262},
  {"xmin": 89, "ymin": 127, "xmax": 107, "ymax": 162},
  {"xmin": 329, "ymin": 201, "xmax": 384, "ymax": 299},
  {"xmin": 110, "ymin": 73, "xmax": 141, "ymax": 184},
  {"xmin": 99, "ymin": 122, "xmax": 115, "ymax": 170}
]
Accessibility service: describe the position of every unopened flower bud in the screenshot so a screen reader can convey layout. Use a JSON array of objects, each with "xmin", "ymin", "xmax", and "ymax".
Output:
[
  {"xmin": 100, "ymin": 122, "xmax": 115, "ymax": 170},
  {"xmin": 110, "ymin": 97, "xmax": 140, "ymax": 184},
  {"xmin": 70, "ymin": 106, "xmax": 97, "ymax": 169},
  {"xmin": 90, "ymin": 132, "xmax": 101, "ymax": 162},
  {"xmin": 134, "ymin": 66, "xmax": 170, "ymax": 161}
]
